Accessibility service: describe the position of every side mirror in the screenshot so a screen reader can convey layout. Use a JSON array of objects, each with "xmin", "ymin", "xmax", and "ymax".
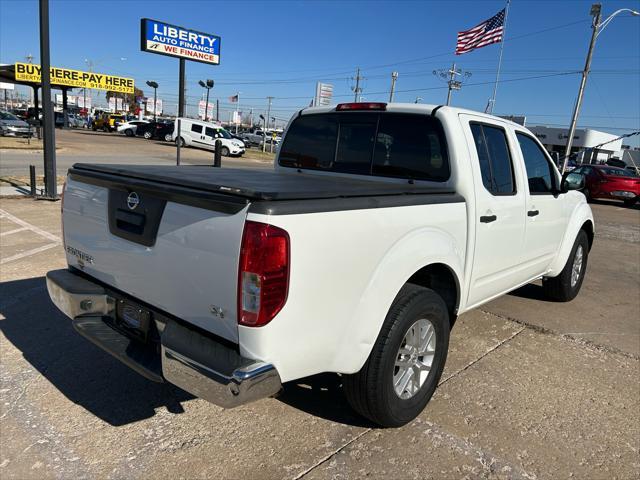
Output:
[{"xmin": 561, "ymin": 172, "xmax": 585, "ymax": 193}]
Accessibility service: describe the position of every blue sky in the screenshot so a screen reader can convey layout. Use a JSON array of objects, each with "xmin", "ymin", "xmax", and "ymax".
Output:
[{"xmin": 1, "ymin": 0, "xmax": 639, "ymax": 144}]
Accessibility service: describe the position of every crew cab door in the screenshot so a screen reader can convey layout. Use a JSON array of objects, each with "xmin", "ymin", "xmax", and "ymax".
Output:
[
  {"xmin": 461, "ymin": 115, "xmax": 527, "ymax": 307},
  {"xmin": 513, "ymin": 131, "xmax": 567, "ymax": 276}
]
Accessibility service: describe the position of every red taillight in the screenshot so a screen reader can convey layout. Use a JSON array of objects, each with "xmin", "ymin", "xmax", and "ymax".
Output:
[
  {"xmin": 336, "ymin": 102, "xmax": 387, "ymax": 111},
  {"xmin": 238, "ymin": 221, "xmax": 290, "ymax": 327}
]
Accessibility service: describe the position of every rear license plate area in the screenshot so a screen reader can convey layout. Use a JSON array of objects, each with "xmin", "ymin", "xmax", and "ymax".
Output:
[{"xmin": 116, "ymin": 299, "xmax": 152, "ymax": 343}]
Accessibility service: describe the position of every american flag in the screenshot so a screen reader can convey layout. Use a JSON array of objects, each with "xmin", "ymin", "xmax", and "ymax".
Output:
[{"xmin": 456, "ymin": 9, "xmax": 505, "ymax": 55}]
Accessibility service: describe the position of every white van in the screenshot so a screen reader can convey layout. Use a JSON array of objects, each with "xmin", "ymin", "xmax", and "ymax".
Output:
[{"xmin": 172, "ymin": 118, "xmax": 245, "ymax": 156}]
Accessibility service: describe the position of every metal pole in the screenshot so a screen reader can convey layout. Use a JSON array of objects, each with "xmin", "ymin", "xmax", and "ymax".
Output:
[
  {"xmin": 488, "ymin": 0, "xmax": 511, "ymax": 114},
  {"xmin": 204, "ymin": 88, "xmax": 210, "ymax": 122},
  {"xmin": 214, "ymin": 139, "xmax": 222, "ymax": 167},
  {"xmin": 266, "ymin": 96, "xmax": 273, "ymax": 131},
  {"xmin": 235, "ymin": 92, "xmax": 240, "ymax": 134},
  {"xmin": 446, "ymin": 62, "xmax": 456, "ymax": 106},
  {"xmin": 62, "ymin": 88, "xmax": 69, "ymax": 128},
  {"xmin": 29, "ymin": 165, "xmax": 36, "ymax": 197},
  {"xmin": 216, "ymin": 98, "xmax": 219, "ymax": 121},
  {"xmin": 178, "ymin": 59, "xmax": 186, "ymax": 117},
  {"xmin": 176, "ymin": 119, "xmax": 181, "ymax": 166},
  {"xmin": 153, "ymin": 87, "xmax": 157, "ymax": 121},
  {"xmin": 389, "ymin": 71, "xmax": 398, "ymax": 102},
  {"xmin": 562, "ymin": 4, "xmax": 602, "ymax": 174},
  {"xmin": 353, "ymin": 67, "xmax": 361, "ymax": 102},
  {"xmin": 39, "ymin": 0, "xmax": 57, "ymax": 199}
]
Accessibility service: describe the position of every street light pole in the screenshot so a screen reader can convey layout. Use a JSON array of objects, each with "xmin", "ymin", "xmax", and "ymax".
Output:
[
  {"xmin": 198, "ymin": 79, "xmax": 214, "ymax": 121},
  {"xmin": 561, "ymin": 4, "xmax": 639, "ymax": 173},
  {"xmin": 146, "ymin": 80, "xmax": 159, "ymax": 121},
  {"xmin": 39, "ymin": 0, "xmax": 57, "ymax": 199}
]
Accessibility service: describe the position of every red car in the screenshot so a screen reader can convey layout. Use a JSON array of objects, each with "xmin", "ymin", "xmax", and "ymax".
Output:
[{"xmin": 572, "ymin": 164, "xmax": 640, "ymax": 206}]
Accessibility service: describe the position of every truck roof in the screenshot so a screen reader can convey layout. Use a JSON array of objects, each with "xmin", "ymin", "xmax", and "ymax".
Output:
[{"xmin": 299, "ymin": 103, "xmax": 525, "ymax": 130}]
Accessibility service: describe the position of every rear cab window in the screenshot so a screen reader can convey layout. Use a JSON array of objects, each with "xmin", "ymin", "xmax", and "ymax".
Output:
[
  {"xmin": 279, "ymin": 112, "xmax": 450, "ymax": 182},
  {"xmin": 470, "ymin": 123, "xmax": 516, "ymax": 195}
]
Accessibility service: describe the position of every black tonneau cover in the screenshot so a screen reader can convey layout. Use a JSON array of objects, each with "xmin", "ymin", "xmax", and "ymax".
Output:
[{"xmin": 71, "ymin": 164, "xmax": 454, "ymax": 201}]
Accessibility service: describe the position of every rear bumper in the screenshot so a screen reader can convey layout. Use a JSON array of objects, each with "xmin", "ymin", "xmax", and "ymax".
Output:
[{"xmin": 46, "ymin": 269, "xmax": 282, "ymax": 408}]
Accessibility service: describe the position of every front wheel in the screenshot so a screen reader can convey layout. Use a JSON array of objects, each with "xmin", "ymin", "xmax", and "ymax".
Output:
[
  {"xmin": 124, "ymin": 129, "xmax": 134, "ymax": 137},
  {"xmin": 175, "ymin": 137, "xmax": 185, "ymax": 147},
  {"xmin": 542, "ymin": 230, "xmax": 589, "ymax": 302},
  {"xmin": 143, "ymin": 131, "xmax": 152, "ymax": 139},
  {"xmin": 343, "ymin": 285, "xmax": 449, "ymax": 427},
  {"xmin": 220, "ymin": 146, "xmax": 230, "ymax": 156}
]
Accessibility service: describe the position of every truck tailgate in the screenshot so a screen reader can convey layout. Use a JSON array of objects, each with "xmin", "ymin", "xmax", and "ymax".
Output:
[{"xmin": 62, "ymin": 174, "xmax": 248, "ymax": 343}]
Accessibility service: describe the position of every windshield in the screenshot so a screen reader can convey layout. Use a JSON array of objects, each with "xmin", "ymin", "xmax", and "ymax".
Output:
[
  {"xmin": 0, "ymin": 111, "xmax": 21, "ymax": 121},
  {"xmin": 600, "ymin": 167, "xmax": 635, "ymax": 177},
  {"xmin": 279, "ymin": 112, "xmax": 450, "ymax": 182},
  {"xmin": 217, "ymin": 129, "xmax": 232, "ymax": 139}
]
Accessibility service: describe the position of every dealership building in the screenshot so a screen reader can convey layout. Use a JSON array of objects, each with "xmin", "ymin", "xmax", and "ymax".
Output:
[{"xmin": 527, "ymin": 126, "xmax": 623, "ymax": 164}]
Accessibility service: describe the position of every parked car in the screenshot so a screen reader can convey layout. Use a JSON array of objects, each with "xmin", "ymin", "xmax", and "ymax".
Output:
[
  {"xmin": 572, "ymin": 164, "xmax": 640, "ymax": 206},
  {"xmin": 48, "ymin": 102, "xmax": 594, "ymax": 427},
  {"xmin": 625, "ymin": 165, "xmax": 640, "ymax": 177},
  {"xmin": 118, "ymin": 120, "xmax": 149, "ymax": 137},
  {"xmin": 0, "ymin": 110, "xmax": 33, "ymax": 137},
  {"xmin": 229, "ymin": 133, "xmax": 249, "ymax": 148},
  {"xmin": 172, "ymin": 117, "xmax": 245, "ymax": 156},
  {"xmin": 136, "ymin": 121, "xmax": 174, "ymax": 141},
  {"xmin": 241, "ymin": 130, "xmax": 266, "ymax": 146},
  {"xmin": 259, "ymin": 137, "xmax": 280, "ymax": 150}
]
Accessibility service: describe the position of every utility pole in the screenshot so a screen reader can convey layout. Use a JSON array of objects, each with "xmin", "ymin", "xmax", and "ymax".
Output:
[
  {"xmin": 39, "ymin": 0, "xmax": 57, "ymax": 199},
  {"xmin": 266, "ymin": 96, "xmax": 274, "ymax": 130},
  {"xmin": 433, "ymin": 63, "xmax": 472, "ymax": 106},
  {"xmin": 389, "ymin": 71, "xmax": 398, "ymax": 102},
  {"xmin": 562, "ymin": 3, "xmax": 602, "ymax": 173},
  {"xmin": 352, "ymin": 67, "xmax": 363, "ymax": 102},
  {"xmin": 216, "ymin": 98, "xmax": 219, "ymax": 122}
]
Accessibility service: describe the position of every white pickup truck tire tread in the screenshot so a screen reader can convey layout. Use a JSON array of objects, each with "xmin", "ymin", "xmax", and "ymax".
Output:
[
  {"xmin": 542, "ymin": 230, "xmax": 589, "ymax": 302},
  {"xmin": 343, "ymin": 284, "xmax": 449, "ymax": 427}
]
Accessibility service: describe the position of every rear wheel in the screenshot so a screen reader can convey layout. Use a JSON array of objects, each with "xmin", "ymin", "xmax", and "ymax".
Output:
[
  {"xmin": 143, "ymin": 131, "xmax": 152, "ymax": 139},
  {"xmin": 164, "ymin": 133, "xmax": 173, "ymax": 142},
  {"xmin": 624, "ymin": 197, "xmax": 637, "ymax": 207},
  {"xmin": 175, "ymin": 137, "xmax": 185, "ymax": 147},
  {"xmin": 584, "ymin": 188, "xmax": 593, "ymax": 203},
  {"xmin": 343, "ymin": 285, "xmax": 449, "ymax": 427},
  {"xmin": 542, "ymin": 230, "xmax": 589, "ymax": 302}
]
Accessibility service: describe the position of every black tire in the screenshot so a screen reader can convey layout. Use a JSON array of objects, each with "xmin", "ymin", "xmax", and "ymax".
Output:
[
  {"xmin": 220, "ymin": 146, "xmax": 230, "ymax": 157},
  {"xmin": 343, "ymin": 285, "xmax": 449, "ymax": 427},
  {"xmin": 92, "ymin": 125, "xmax": 97, "ymax": 132},
  {"xmin": 175, "ymin": 137, "xmax": 185, "ymax": 147},
  {"xmin": 124, "ymin": 129, "xmax": 134, "ymax": 137},
  {"xmin": 143, "ymin": 131, "xmax": 152, "ymax": 139},
  {"xmin": 542, "ymin": 230, "xmax": 589, "ymax": 302},
  {"xmin": 624, "ymin": 197, "xmax": 637, "ymax": 208}
]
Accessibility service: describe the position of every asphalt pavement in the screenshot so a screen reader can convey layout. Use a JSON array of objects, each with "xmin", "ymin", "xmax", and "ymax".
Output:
[
  {"xmin": 0, "ymin": 129, "xmax": 273, "ymax": 178},
  {"xmin": 0, "ymin": 195, "xmax": 638, "ymax": 479}
]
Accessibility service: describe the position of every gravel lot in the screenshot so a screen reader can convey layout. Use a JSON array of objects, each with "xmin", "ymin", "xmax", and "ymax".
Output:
[{"xmin": 0, "ymin": 168, "xmax": 638, "ymax": 478}]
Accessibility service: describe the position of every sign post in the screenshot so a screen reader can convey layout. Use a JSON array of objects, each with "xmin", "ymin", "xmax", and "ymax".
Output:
[{"xmin": 39, "ymin": 0, "xmax": 56, "ymax": 199}]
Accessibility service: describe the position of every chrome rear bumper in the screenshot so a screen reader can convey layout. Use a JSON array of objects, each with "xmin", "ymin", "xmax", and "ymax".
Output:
[{"xmin": 46, "ymin": 269, "xmax": 282, "ymax": 408}]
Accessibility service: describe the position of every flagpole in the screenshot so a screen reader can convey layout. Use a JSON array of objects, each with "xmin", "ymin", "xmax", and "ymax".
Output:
[
  {"xmin": 488, "ymin": 0, "xmax": 511, "ymax": 114},
  {"xmin": 236, "ymin": 92, "xmax": 240, "ymax": 134}
]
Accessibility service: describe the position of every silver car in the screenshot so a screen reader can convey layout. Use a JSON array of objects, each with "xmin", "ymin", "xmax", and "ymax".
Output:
[{"xmin": 0, "ymin": 111, "xmax": 32, "ymax": 137}]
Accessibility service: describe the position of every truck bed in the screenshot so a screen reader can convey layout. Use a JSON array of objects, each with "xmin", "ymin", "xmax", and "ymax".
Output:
[{"xmin": 70, "ymin": 164, "xmax": 456, "ymax": 202}]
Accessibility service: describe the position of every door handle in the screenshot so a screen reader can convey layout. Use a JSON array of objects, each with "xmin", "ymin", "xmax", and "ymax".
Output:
[
  {"xmin": 480, "ymin": 215, "xmax": 497, "ymax": 223},
  {"xmin": 527, "ymin": 210, "xmax": 540, "ymax": 217}
]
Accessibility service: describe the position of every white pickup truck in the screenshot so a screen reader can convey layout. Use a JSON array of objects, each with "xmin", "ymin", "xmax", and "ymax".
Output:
[{"xmin": 47, "ymin": 103, "xmax": 593, "ymax": 427}]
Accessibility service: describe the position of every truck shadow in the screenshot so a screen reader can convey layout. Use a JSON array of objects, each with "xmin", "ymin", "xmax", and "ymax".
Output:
[
  {"xmin": 0, "ymin": 276, "xmax": 193, "ymax": 427},
  {"xmin": 278, "ymin": 374, "xmax": 375, "ymax": 428},
  {"xmin": 507, "ymin": 283, "xmax": 551, "ymax": 302}
]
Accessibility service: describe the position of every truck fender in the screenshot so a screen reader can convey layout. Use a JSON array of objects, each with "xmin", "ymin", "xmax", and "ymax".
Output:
[
  {"xmin": 546, "ymin": 199, "xmax": 594, "ymax": 277},
  {"xmin": 330, "ymin": 227, "xmax": 464, "ymax": 374}
]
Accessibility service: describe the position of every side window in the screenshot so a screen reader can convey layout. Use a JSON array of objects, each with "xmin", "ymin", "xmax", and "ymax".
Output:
[
  {"xmin": 191, "ymin": 124, "xmax": 203, "ymax": 134},
  {"xmin": 470, "ymin": 123, "xmax": 516, "ymax": 195},
  {"xmin": 516, "ymin": 133, "xmax": 556, "ymax": 194},
  {"xmin": 205, "ymin": 127, "xmax": 216, "ymax": 137}
]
